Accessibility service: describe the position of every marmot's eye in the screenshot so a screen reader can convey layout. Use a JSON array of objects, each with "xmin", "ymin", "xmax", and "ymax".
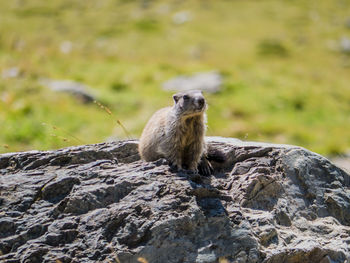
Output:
[{"xmin": 183, "ymin": 95, "xmax": 189, "ymax": 100}]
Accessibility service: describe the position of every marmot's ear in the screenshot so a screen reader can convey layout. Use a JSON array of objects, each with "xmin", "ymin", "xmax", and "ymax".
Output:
[{"xmin": 173, "ymin": 94, "xmax": 180, "ymax": 103}]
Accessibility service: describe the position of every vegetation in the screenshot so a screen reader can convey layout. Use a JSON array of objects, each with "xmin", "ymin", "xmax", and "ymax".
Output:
[{"xmin": 1, "ymin": 0, "xmax": 350, "ymax": 155}]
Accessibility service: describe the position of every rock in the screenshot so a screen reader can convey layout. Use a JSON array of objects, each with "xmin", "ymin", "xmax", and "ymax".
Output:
[
  {"xmin": 2, "ymin": 67, "xmax": 20, "ymax": 79},
  {"xmin": 339, "ymin": 37, "xmax": 350, "ymax": 54},
  {"xmin": 162, "ymin": 71, "xmax": 222, "ymax": 93},
  {"xmin": 40, "ymin": 79, "xmax": 96, "ymax": 103},
  {"xmin": 172, "ymin": 11, "xmax": 192, "ymax": 25},
  {"xmin": 0, "ymin": 137, "xmax": 349, "ymax": 263},
  {"xmin": 59, "ymin": 41, "xmax": 73, "ymax": 54}
]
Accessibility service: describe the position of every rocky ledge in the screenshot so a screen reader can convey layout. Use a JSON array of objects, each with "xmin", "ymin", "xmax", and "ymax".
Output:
[{"xmin": 0, "ymin": 137, "xmax": 349, "ymax": 263}]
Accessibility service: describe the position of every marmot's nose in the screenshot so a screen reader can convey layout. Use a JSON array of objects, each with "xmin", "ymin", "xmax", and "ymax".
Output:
[{"xmin": 197, "ymin": 98, "xmax": 205, "ymax": 107}]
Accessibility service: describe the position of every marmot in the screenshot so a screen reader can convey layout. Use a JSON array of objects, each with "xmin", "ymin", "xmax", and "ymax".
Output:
[{"xmin": 139, "ymin": 90, "xmax": 212, "ymax": 175}]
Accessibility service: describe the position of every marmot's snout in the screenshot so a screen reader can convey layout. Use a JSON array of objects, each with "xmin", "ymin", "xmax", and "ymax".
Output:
[
  {"xmin": 195, "ymin": 97, "xmax": 205, "ymax": 110},
  {"xmin": 198, "ymin": 97, "xmax": 205, "ymax": 106}
]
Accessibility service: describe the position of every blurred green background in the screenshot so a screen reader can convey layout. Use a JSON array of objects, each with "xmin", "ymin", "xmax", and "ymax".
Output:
[{"xmin": 0, "ymin": 0, "xmax": 349, "ymax": 156}]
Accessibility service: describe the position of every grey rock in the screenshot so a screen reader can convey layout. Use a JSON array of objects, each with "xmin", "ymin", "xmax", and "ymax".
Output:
[
  {"xmin": 0, "ymin": 137, "xmax": 349, "ymax": 263},
  {"xmin": 40, "ymin": 79, "xmax": 96, "ymax": 103},
  {"xmin": 173, "ymin": 11, "xmax": 192, "ymax": 25},
  {"xmin": 340, "ymin": 37, "xmax": 350, "ymax": 54},
  {"xmin": 0, "ymin": 218, "xmax": 16, "ymax": 238},
  {"xmin": 162, "ymin": 71, "xmax": 222, "ymax": 93},
  {"xmin": 59, "ymin": 41, "xmax": 73, "ymax": 54},
  {"xmin": 2, "ymin": 67, "xmax": 20, "ymax": 79}
]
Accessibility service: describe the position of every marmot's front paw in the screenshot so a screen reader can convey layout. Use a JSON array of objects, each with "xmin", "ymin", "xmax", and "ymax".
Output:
[{"xmin": 198, "ymin": 157, "xmax": 213, "ymax": 176}]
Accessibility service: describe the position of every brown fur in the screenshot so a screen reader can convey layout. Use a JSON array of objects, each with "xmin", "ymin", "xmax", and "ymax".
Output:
[{"xmin": 139, "ymin": 90, "xmax": 207, "ymax": 172}]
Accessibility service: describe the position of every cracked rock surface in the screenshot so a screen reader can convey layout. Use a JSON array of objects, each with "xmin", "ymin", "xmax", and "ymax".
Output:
[{"xmin": 0, "ymin": 138, "xmax": 349, "ymax": 263}]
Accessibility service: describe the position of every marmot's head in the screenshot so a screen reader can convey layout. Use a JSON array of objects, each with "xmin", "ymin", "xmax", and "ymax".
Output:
[{"xmin": 173, "ymin": 90, "xmax": 207, "ymax": 117}]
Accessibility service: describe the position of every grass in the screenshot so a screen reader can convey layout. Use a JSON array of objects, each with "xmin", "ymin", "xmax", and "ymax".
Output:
[{"xmin": 0, "ymin": 0, "xmax": 349, "ymax": 155}]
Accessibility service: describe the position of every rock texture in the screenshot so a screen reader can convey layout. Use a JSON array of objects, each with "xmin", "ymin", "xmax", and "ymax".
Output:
[
  {"xmin": 0, "ymin": 137, "xmax": 349, "ymax": 263},
  {"xmin": 162, "ymin": 71, "xmax": 222, "ymax": 93}
]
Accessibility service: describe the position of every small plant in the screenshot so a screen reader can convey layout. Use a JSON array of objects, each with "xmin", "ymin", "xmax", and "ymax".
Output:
[
  {"xmin": 94, "ymin": 101, "xmax": 131, "ymax": 138},
  {"xmin": 42, "ymin": 122, "xmax": 85, "ymax": 144}
]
